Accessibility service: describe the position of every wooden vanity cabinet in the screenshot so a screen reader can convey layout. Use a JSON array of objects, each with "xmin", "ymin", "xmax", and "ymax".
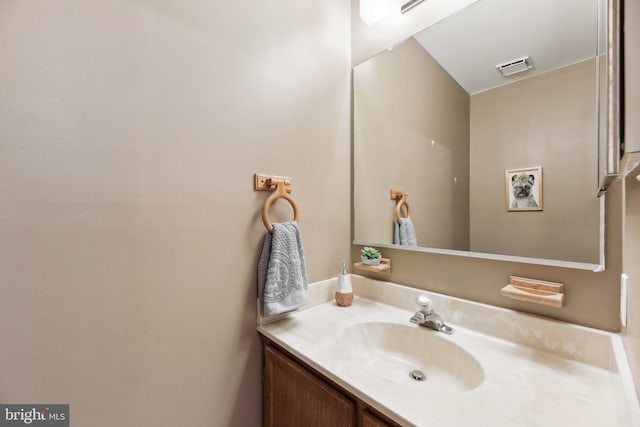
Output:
[
  {"xmin": 262, "ymin": 337, "xmax": 401, "ymax": 427},
  {"xmin": 361, "ymin": 409, "xmax": 398, "ymax": 427},
  {"xmin": 263, "ymin": 343, "xmax": 355, "ymax": 426}
]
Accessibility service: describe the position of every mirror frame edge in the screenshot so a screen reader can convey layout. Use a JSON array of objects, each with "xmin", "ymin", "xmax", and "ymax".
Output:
[
  {"xmin": 599, "ymin": 0, "xmax": 622, "ymax": 194},
  {"xmin": 353, "ymin": 241, "xmax": 603, "ymax": 272}
]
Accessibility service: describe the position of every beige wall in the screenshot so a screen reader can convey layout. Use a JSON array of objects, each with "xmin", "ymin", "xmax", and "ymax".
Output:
[
  {"xmin": 0, "ymin": 1, "xmax": 350, "ymax": 426},
  {"xmin": 354, "ymin": 38, "xmax": 470, "ymax": 250},
  {"xmin": 469, "ymin": 59, "xmax": 600, "ymax": 263},
  {"xmin": 351, "ymin": 0, "xmax": 622, "ymax": 331}
]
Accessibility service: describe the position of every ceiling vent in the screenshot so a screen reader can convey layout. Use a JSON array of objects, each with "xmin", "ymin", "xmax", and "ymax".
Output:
[{"xmin": 496, "ymin": 56, "xmax": 533, "ymax": 77}]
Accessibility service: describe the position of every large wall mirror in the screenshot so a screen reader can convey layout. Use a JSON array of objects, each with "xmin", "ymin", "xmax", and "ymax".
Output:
[{"xmin": 354, "ymin": 0, "xmax": 612, "ymax": 270}]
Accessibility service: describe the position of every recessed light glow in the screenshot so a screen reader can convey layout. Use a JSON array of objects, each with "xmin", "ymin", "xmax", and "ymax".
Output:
[{"xmin": 360, "ymin": 0, "xmax": 396, "ymax": 25}]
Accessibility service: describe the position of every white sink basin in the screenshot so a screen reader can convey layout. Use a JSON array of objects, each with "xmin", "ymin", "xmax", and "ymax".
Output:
[{"xmin": 335, "ymin": 321, "xmax": 484, "ymax": 392}]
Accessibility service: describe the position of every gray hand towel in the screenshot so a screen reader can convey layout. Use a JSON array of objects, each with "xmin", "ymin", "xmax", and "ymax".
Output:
[
  {"xmin": 393, "ymin": 217, "xmax": 418, "ymax": 247},
  {"xmin": 258, "ymin": 221, "xmax": 309, "ymax": 317}
]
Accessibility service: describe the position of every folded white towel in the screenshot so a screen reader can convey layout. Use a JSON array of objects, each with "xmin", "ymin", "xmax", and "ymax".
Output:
[
  {"xmin": 257, "ymin": 221, "xmax": 308, "ymax": 317},
  {"xmin": 393, "ymin": 217, "xmax": 418, "ymax": 247}
]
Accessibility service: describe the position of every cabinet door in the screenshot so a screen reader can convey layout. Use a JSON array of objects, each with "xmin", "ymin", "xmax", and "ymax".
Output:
[
  {"xmin": 263, "ymin": 344, "xmax": 356, "ymax": 427},
  {"xmin": 362, "ymin": 409, "xmax": 399, "ymax": 427}
]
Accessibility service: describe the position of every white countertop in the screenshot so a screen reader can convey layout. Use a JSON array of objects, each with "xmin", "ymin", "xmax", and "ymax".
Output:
[{"xmin": 258, "ymin": 277, "xmax": 639, "ymax": 427}]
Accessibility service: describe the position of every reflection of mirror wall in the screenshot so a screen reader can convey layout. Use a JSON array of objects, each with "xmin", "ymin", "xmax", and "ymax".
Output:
[
  {"xmin": 469, "ymin": 58, "xmax": 598, "ymax": 262},
  {"xmin": 354, "ymin": 38, "xmax": 471, "ymax": 252},
  {"xmin": 354, "ymin": 0, "xmax": 601, "ymax": 265}
]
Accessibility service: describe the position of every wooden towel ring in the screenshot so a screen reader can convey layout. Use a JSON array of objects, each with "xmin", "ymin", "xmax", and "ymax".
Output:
[
  {"xmin": 262, "ymin": 180, "xmax": 300, "ymax": 234},
  {"xmin": 395, "ymin": 194, "xmax": 411, "ymax": 223}
]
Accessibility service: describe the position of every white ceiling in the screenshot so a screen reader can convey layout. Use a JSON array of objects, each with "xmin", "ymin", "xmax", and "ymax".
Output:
[{"xmin": 413, "ymin": 0, "xmax": 598, "ymax": 94}]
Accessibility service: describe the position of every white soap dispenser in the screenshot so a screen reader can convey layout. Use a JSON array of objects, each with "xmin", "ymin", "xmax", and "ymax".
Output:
[{"xmin": 335, "ymin": 260, "xmax": 353, "ymax": 307}]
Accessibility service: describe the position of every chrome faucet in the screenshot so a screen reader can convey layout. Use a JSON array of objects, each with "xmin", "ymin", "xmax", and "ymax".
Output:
[{"xmin": 410, "ymin": 294, "xmax": 455, "ymax": 334}]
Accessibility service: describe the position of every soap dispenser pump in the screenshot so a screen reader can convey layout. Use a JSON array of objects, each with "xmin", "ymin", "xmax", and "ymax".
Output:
[{"xmin": 335, "ymin": 260, "xmax": 353, "ymax": 307}]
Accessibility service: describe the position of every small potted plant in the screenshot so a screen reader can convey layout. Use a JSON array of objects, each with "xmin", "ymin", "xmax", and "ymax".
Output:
[{"xmin": 360, "ymin": 246, "xmax": 382, "ymax": 266}]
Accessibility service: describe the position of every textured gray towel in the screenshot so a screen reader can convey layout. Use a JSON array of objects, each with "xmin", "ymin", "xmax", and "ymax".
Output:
[
  {"xmin": 393, "ymin": 218, "xmax": 418, "ymax": 247},
  {"xmin": 258, "ymin": 221, "xmax": 308, "ymax": 317}
]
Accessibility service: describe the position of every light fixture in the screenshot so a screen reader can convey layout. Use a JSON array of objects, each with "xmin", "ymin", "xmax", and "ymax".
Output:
[
  {"xmin": 360, "ymin": 0, "xmax": 397, "ymax": 25},
  {"xmin": 496, "ymin": 57, "xmax": 533, "ymax": 77},
  {"xmin": 401, "ymin": 0, "xmax": 426, "ymax": 14}
]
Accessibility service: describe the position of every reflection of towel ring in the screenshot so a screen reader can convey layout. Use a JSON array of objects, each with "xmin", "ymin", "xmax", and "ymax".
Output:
[
  {"xmin": 262, "ymin": 180, "xmax": 300, "ymax": 234},
  {"xmin": 396, "ymin": 194, "xmax": 411, "ymax": 223}
]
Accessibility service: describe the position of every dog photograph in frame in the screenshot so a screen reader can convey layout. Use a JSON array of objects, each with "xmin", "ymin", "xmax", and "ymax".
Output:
[{"xmin": 505, "ymin": 167, "xmax": 543, "ymax": 211}]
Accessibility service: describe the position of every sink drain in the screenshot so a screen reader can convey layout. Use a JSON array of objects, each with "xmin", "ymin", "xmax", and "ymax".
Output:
[{"xmin": 409, "ymin": 369, "xmax": 425, "ymax": 381}]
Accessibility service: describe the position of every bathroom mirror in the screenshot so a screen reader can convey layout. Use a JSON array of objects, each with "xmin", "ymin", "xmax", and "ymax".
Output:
[{"xmin": 353, "ymin": 0, "xmax": 609, "ymax": 269}]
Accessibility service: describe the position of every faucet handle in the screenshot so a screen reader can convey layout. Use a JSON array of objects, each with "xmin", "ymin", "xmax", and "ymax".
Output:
[{"xmin": 415, "ymin": 294, "xmax": 433, "ymax": 314}]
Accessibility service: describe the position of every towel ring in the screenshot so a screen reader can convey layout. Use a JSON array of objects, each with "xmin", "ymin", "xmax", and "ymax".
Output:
[
  {"xmin": 262, "ymin": 180, "xmax": 300, "ymax": 234},
  {"xmin": 395, "ymin": 194, "xmax": 411, "ymax": 224}
]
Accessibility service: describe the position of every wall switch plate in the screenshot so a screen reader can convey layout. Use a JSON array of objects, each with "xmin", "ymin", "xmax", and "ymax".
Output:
[{"xmin": 621, "ymin": 273, "xmax": 629, "ymax": 328}]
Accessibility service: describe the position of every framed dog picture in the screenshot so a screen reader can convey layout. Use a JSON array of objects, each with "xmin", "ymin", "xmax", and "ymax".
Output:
[{"xmin": 505, "ymin": 167, "xmax": 543, "ymax": 211}]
